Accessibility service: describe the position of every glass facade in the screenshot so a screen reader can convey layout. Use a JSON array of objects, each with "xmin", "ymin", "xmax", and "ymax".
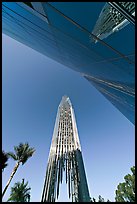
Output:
[{"xmin": 2, "ymin": 2, "xmax": 135, "ymax": 124}]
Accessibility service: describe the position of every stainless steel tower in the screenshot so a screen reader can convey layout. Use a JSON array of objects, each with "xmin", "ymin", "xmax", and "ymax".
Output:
[{"xmin": 41, "ymin": 96, "xmax": 90, "ymax": 202}]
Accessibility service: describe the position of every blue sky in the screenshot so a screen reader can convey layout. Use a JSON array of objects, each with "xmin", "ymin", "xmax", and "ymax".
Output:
[{"xmin": 2, "ymin": 33, "xmax": 135, "ymax": 202}]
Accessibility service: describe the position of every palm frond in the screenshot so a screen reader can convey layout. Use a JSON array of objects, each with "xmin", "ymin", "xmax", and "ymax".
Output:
[
  {"xmin": 14, "ymin": 143, "xmax": 24, "ymax": 159},
  {"xmin": 7, "ymin": 152, "xmax": 17, "ymax": 161},
  {"xmin": 20, "ymin": 146, "xmax": 35, "ymax": 165},
  {"xmin": 7, "ymin": 179, "xmax": 31, "ymax": 202},
  {"xmin": 8, "ymin": 143, "xmax": 35, "ymax": 165}
]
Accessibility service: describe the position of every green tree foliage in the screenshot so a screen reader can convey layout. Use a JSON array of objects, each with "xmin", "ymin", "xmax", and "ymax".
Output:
[
  {"xmin": 115, "ymin": 166, "xmax": 135, "ymax": 202},
  {"xmin": 7, "ymin": 179, "xmax": 31, "ymax": 202},
  {"xmin": 98, "ymin": 195, "xmax": 105, "ymax": 202},
  {"xmin": 90, "ymin": 195, "xmax": 111, "ymax": 202},
  {"xmin": 2, "ymin": 143, "xmax": 35, "ymax": 198},
  {"xmin": 2, "ymin": 151, "xmax": 9, "ymax": 171}
]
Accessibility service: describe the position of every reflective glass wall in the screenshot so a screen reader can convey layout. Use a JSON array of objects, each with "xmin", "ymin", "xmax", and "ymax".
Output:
[{"xmin": 2, "ymin": 2, "xmax": 135, "ymax": 124}]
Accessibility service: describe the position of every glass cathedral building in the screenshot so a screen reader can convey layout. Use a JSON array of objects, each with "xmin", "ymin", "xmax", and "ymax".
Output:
[{"xmin": 2, "ymin": 2, "xmax": 135, "ymax": 124}]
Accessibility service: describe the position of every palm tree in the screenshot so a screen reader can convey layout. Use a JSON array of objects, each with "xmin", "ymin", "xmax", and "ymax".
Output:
[
  {"xmin": 7, "ymin": 179, "xmax": 31, "ymax": 202},
  {"xmin": 2, "ymin": 143, "xmax": 35, "ymax": 198},
  {"xmin": 2, "ymin": 150, "xmax": 9, "ymax": 171}
]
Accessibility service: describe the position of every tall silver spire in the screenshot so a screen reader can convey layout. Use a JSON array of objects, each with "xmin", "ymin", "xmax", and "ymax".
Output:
[{"xmin": 41, "ymin": 96, "xmax": 90, "ymax": 202}]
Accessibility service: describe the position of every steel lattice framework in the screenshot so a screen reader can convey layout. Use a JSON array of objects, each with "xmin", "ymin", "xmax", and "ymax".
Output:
[
  {"xmin": 92, "ymin": 2, "xmax": 135, "ymax": 42},
  {"xmin": 41, "ymin": 96, "xmax": 90, "ymax": 202}
]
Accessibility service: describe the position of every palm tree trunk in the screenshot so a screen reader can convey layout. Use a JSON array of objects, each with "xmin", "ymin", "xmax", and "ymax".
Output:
[{"xmin": 2, "ymin": 161, "xmax": 20, "ymax": 198}]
